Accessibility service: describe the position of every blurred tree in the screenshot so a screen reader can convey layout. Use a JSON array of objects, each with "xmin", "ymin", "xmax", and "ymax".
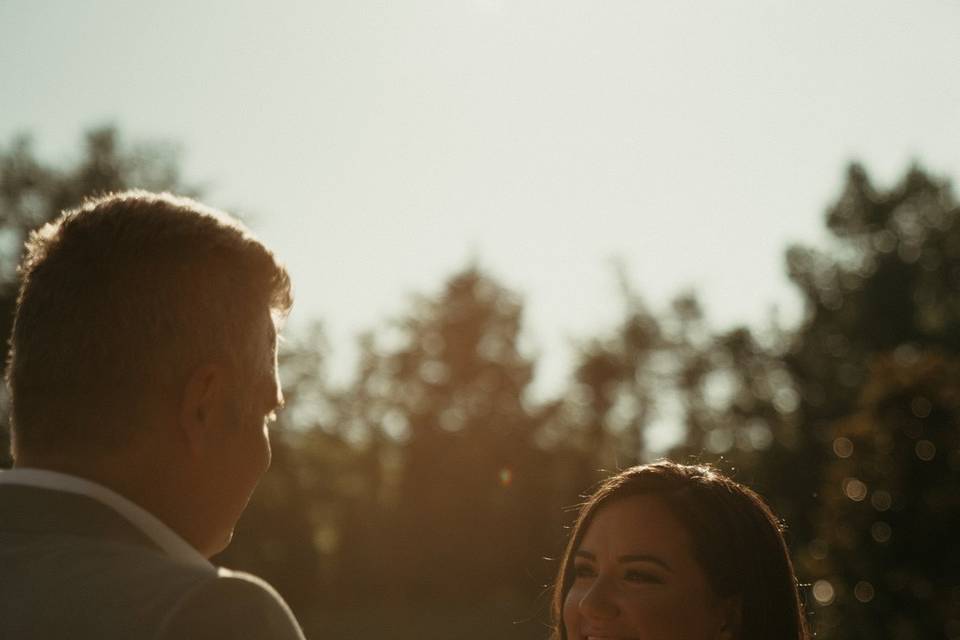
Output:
[
  {"xmin": 0, "ymin": 127, "xmax": 195, "ymax": 468},
  {"xmin": 9, "ymin": 128, "xmax": 956, "ymax": 640},
  {"xmin": 582, "ymin": 163, "xmax": 960, "ymax": 639},
  {"xmin": 669, "ymin": 320, "xmax": 809, "ymax": 526},
  {"xmin": 566, "ymin": 270, "xmax": 664, "ymax": 468},
  {"xmin": 804, "ymin": 350, "xmax": 960, "ymax": 640},
  {"xmin": 351, "ymin": 266, "xmax": 551, "ymax": 602},
  {"xmin": 784, "ymin": 164, "xmax": 960, "ymax": 639},
  {"xmin": 784, "ymin": 164, "xmax": 960, "ymax": 439}
]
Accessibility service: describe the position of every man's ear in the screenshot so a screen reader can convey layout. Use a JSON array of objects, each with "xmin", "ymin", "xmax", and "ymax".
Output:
[
  {"xmin": 716, "ymin": 594, "xmax": 742, "ymax": 640},
  {"xmin": 179, "ymin": 363, "xmax": 227, "ymax": 456}
]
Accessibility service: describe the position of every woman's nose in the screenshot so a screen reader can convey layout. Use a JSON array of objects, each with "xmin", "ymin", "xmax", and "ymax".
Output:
[{"xmin": 578, "ymin": 577, "xmax": 619, "ymax": 620}]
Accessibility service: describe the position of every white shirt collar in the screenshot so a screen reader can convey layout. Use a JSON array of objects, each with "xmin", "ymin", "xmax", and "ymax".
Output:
[{"xmin": 0, "ymin": 467, "xmax": 214, "ymax": 573}]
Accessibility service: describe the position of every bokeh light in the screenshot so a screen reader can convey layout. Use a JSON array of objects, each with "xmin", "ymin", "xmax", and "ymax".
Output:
[
  {"xmin": 854, "ymin": 581, "xmax": 875, "ymax": 603},
  {"xmin": 809, "ymin": 538, "xmax": 829, "ymax": 560},
  {"xmin": 870, "ymin": 490, "xmax": 892, "ymax": 511},
  {"xmin": 915, "ymin": 440, "xmax": 936, "ymax": 461},
  {"xmin": 871, "ymin": 521, "xmax": 892, "ymax": 544},
  {"xmin": 843, "ymin": 477, "xmax": 868, "ymax": 502},
  {"xmin": 833, "ymin": 436, "xmax": 854, "ymax": 458},
  {"xmin": 910, "ymin": 396, "xmax": 932, "ymax": 418},
  {"xmin": 813, "ymin": 579, "xmax": 836, "ymax": 606}
]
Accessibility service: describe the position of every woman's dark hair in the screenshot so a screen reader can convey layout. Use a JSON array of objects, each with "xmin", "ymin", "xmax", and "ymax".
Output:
[{"xmin": 551, "ymin": 460, "xmax": 808, "ymax": 640}]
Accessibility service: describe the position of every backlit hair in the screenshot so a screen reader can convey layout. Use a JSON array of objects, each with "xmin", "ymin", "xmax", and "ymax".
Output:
[
  {"xmin": 6, "ymin": 190, "xmax": 292, "ymax": 456},
  {"xmin": 551, "ymin": 460, "xmax": 808, "ymax": 640}
]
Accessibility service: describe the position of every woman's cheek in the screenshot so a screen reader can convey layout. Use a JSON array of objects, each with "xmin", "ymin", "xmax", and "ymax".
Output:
[{"xmin": 562, "ymin": 585, "xmax": 583, "ymax": 635}]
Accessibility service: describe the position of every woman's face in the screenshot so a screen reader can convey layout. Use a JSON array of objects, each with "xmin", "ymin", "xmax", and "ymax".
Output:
[{"xmin": 562, "ymin": 494, "xmax": 738, "ymax": 640}]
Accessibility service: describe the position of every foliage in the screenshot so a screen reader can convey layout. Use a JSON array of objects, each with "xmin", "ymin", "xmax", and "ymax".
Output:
[
  {"xmin": 784, "ymin": 165, "xmax": 960, "ymax": 639},
  {"xmin": 332, "ymin": 267, "xmax": 557, "ymax": 601},
  {"xmin": 2, "ymin": 127, "xmax": 956, "ymax": 639},
  {"xmin": 565, "ymin": 273, "xmax": 664, "ymax": 468},
  {"xmin": 665, "ymin": 163, "xmax": 960, "ymax": 639}
]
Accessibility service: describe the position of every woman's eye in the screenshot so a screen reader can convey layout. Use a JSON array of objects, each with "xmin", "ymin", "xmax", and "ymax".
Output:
[
  {"xmin": 573, "ymin": 564, "xmax": 596, "ymax": 579},
  {"xmin": 625, "ymin": 569, "xmax": 663, "ymax": 584}
]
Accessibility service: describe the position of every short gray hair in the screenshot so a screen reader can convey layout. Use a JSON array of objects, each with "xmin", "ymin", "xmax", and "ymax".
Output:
[{"xmin": 7, "ymin": 190, "xmax": 292, "ymax": 455}]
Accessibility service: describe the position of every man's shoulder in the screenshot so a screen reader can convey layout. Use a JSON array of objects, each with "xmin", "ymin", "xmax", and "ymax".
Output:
[
  {"xmin": 156, "ymin": 568, "xmax": 305, "ymax": 640},
  {"xmin": 0, "ymin": 482, "xmax": 305, "ymax": 639},
  {"xmin": 0, "ymin": 526, "xmax": 208, "ymax": 591},
  {"xmin": 1, "ymin": 531, "xmax": 199, "ymax": 638},
  {"xmin": 1, "ymin": 533, "xmax": 305, "ymax": 639}
]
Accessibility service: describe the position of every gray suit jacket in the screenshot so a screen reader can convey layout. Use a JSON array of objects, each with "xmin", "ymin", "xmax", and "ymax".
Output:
[{"xmin": 0, "ymin": 484, "xmax": 306, "ymax": 639}]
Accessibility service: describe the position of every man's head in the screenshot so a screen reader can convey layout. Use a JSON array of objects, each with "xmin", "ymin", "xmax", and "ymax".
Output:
[{"xmin": 6, "ymin": 190, "xmax": 292, "ymax": 554}]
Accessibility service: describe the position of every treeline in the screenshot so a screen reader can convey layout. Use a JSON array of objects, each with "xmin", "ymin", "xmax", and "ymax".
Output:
[{"xmin": 1, "ymin": 128, "xmax": 957, "ymax": 640}]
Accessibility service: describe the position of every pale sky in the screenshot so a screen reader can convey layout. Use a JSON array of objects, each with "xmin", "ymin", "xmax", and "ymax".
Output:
[{"xmin": 2, "ymin": 0, "xmax": 959, "ymax": 400}]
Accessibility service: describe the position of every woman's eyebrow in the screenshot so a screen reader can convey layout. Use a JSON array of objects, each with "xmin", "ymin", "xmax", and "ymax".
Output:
[
  {"xmin": 618, "ymin": 553, "xmax": 672, "ymax": 571},
  {"xmin": 573, "ymin": 549, "xmax": 673, "ymax": 571}
]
